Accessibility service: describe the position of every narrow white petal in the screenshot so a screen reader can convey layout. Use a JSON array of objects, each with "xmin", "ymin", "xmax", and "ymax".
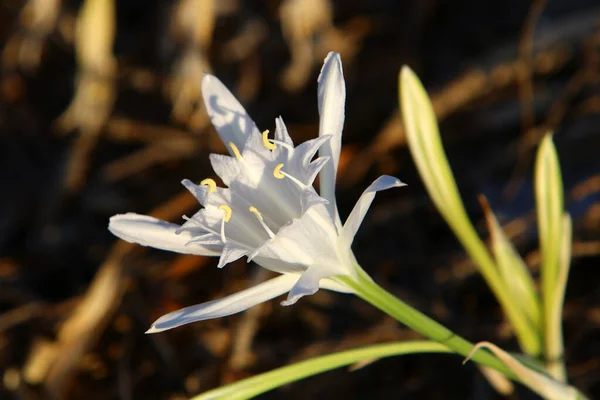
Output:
[
  {"xmin": 340, "ymin": 176, "xmax": 406, "ymax": 248},
  {"xmin": 282, "ymin": 266, "xmax": 331, "ymax": 306},
  {"xmin": 317, "ymin": 52, "xmax": 345, "ymax": 229},
  {"xmin": 146, "ymin": 274, "xmax": 298, "ymax": 333},
  {"xmin": 109, "ymin": 213, "xmax": 221, "ymax": 256},
  {"xmin": 201, "ymin": 74, "xmax": 260, "ymax": 154}
]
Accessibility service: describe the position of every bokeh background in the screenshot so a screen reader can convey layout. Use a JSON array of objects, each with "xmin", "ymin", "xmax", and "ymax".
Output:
[{"xmin": 1, "ymin": 0, "xmax": 599, "ymax": 399}]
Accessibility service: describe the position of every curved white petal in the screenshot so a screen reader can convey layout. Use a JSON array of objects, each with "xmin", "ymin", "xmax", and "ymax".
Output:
[
  {"xmin": 109, "ymin": 213, "xmax": 221, "ymax": 256},
  {"xmin": 281, "ymin": 264, "xmax": 353, "ymax": 306},
  {"xmin": 201, "ymin": 74, "xmax": 260, "ymax": 154},
  {"xmin": 317, "ymin": 52, "xmax": 345, "ymax": 229},
  {"xmin": 251, "ymin": 203, "xmax": 341, "ymax": 275},
  {"xmin": 340, "ymin": 176, "xmax": 406, "ymax": 248},
  {"xmin": 146, "ymin": 274, "xmax": 298, "ymax": 333}
]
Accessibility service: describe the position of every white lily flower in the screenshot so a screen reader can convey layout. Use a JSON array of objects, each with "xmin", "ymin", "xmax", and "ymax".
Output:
[{"xmin": 109, "ymin": 52, "xmax": 405, "ymax": 333}]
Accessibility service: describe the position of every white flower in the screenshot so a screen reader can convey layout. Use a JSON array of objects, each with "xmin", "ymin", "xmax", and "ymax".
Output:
[{"xmin": 109, "ymin": 52, "xmax": 405, "ymax": 333}]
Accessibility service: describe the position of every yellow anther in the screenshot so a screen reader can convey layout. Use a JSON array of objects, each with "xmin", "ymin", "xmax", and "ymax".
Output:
[
  {"xmin": 248, "ymin": 206, "xmax": 263, "ymax": 220},
  {"xmin": 228, "ymin": 141, "xmax": 242, "ymax": 160},
  {"xmin": 273, "ymin": 163, "xmax": 285, "ymax": 179},
  {"xmin": 218, "ymin": 205, "xmax": 232, "ymax": 222},
  {"xmin": 262, "ymin": 129, "xmax": 276, "ymax": 150},
  {"xmin": 200, "ymin": 178, "xmax": 216, "ymax": 192}
]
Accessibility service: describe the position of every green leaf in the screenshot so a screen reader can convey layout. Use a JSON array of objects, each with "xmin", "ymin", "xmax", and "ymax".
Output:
[
  {"xmin": 399, "ymin": 66, "xmax": 540, "ymax": 356},
  {"xmin": 534, "ymin": 134, "xmax": 566, "ymax": 379},
  {"xmin": 479, "ymin": 195, "xmax": 541, "ymax": 332},
  {"xmin": 190, "ymin": 341, "xmax": 451, "ymax": 400},
  {"xmin": 398, "ymin": 66, "xmax": 463, "ymax": 222},
  {"xmin": 546, "ymin": 213, "xmax": 572, "ymax": 382}
]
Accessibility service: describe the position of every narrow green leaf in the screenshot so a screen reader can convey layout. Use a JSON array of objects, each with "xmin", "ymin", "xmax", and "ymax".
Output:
[
  {"xmin": 546, "ymin": 214, "xmax": 572, "ymax": 382},
  {"xmin": 399, "ymin": 66, "xmax": 540, "ymax": 356},
  {"xmin": 534, "ymin": 134, "xmax": 565, "ymax": 378},
  {"xmin": 479, "ymin": 195, "xmax": 541, "ymax": 331},
  {"xmin": 190, "ymin": 341, "xmax": 451, "ymax": 400},
  {"xmin": 399, "ymin": 66, "xmax": 463, "ymax": 221}
]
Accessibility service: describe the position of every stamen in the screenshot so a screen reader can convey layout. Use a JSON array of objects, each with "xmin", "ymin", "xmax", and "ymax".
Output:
[
  {"xmin": 262, "ymin": 130, "xmax": 276, "ymax": 150},
  {"xmin": 218, "ymin": 205, "xmax": 232, "ymax": 222},
  {"xmin": 273, "ymin": 164, "xmax": 307, "ymax": 189},
  {"xmin": 200, "ymin": 178, "xmax": 217, "ymax": 192},
  {"xmin": 248, "ymin": 206, "xmax": 263, "ymax": 220},
  {"xmin": 217, "ymin": 204, "xmax": 231, "ymax": 243},
  {"xmin": 249, "ymin": 206, "xmax": 275, "ymax": 238},
  {"xmin": 273, "ymin": 163, "xmax": 285, "ymax": 179},
  {"xmin": 228, "ymin": 142, "xmax": 242, "ymax": 160}
]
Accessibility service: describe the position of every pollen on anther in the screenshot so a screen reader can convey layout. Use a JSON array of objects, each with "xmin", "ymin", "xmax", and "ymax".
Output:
[
  {"xmin": 273, "ymin": 163, "xmax": 285, "ymax": 179},
  {"xmin": 262, "ymin": 130, "xmax": 276, "ymax": 150},
  {"xmin": 248, "ymin": 206, "xmax": 263, "ymax": 220},
  {"xmin": 218, "ymin": 205, "xmax": 232, "ymax": 222},
  {"xmin": 200, "ymin": 178, "xmax": 217, "ymax": 192},
  {"xmin": 228, "ymin": 142, "xmax": 242, "ymax": 160}
]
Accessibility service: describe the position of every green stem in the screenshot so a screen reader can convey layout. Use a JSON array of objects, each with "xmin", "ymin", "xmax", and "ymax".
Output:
[{"xmin": 340, "ymin": 268, "xmax": 517, "ymax": 380}]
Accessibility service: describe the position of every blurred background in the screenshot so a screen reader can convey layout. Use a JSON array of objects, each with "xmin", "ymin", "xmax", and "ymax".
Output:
[{"xmin": 1, "ymin": 0, "xmax": 599, "ymax": 399}]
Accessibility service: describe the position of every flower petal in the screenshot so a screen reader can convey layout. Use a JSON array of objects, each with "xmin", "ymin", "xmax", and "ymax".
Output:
[
  {"xmin": 320, "ymin": 277, "xmax": 353, "ymax": 293},
  {"xmin": 300, "ymin": 189, "xmax": 329, "ymax": 213},
  {"xmin": 216, "ymin": 244, "xmax": 251, "ymax": 269},
  {"xmin": 317, "ymin": 52, "xmax": 345, "ymax": 229},
  {"xmin": 281, "ymin": 265, "xmax": 335, "ymax": 306},
  {"xmin": 275, "ymin": 116, "xmax": 294, "ymax": 146},
  {"xmin": 340, "ymin": 176, "xmax": 406, "ymax": 248},
  {"xmin": 304, "ymin": 157, "xmax": 329, "ymax": 185},
  {"xmin": 201, "ymin": 74, "xmax": 260, "ymax": 154},
  {"xmin": 209, "ymin": 153, "xmax": 240, "ymax": 186},
  {"xmin": 109, "ymin": 213, "xmax": 221, "ymax": 256},
  {"xmin": 146, "ymin": 274, "xmax": 298, "ymax": 333},
  {"xmin": 182, "ymin": 179, "xmax": 208, "ymax": 205},
  {"xmin": 250, "ymin": 203, "xmax": 340, "ymax": 274},
  {"xmin": 295, "ymin": 135, "xmax": 331, "ymax": 168}
]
